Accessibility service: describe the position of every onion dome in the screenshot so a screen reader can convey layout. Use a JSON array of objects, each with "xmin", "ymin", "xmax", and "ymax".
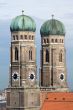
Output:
[
  {"xmin": 10, "ymin": 12, "xmax": 36, "ymax": 32},
  {"xmin": 40, "ymin": 17, "xmax": 65, "ymax": 36}
]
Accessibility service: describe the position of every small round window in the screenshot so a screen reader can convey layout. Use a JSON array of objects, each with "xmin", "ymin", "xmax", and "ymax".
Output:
[
  {"xmin": 30, "ymin": 74, "xmax": 34, "ymax": 80},
  {"xmin": 60, "ymin": 73, "xmax": 64, "ymax": 81},
  {"xmin": 13, "ymin": 73, "xmax": 18, "ymax": 79},
  {"xmin": 12, "ymin": 72, "xmax": 19, "ymax": 81}
]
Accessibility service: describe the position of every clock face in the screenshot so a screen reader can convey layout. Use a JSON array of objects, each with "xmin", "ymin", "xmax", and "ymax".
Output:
[
  {"xmin": 12, "ymin": 72, "xmax": 19, "ymax": 81},
  {"xmin": 28, "ymin": 71, "xmax": 35, "ymax": 81},
  {"xmin": 59, "ymin": 73, "xmax": 64, "ymax": 81}
]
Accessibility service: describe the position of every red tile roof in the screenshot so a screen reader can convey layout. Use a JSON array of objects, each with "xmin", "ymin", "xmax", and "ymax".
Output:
[{"xmin": 40, "ymin": 92, "xmax": 73, "ymax": 110}]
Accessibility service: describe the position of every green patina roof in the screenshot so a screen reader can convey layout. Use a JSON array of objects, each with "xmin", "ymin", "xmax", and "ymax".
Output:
[
  {"xmin": 40, "ymin": 19, "xmax": 65, "ymax": 36},
  {"xmin": 10, "ymin": 15, "xmax": 36, "ymax": 32}
]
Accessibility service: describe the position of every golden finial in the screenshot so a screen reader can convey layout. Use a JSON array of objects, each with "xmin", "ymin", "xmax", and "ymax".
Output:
[{"xmin": 22, "ymin": 10, "xmax": 24, "ymax": 15}]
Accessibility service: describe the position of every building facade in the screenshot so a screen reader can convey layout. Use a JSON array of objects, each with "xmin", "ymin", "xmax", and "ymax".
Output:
[
  {"xmin": 40, "ymin": 17, "xmax": 68, "ymax": 92},
  {"xmin": 6, "ymin": 13, "xmax": 73, "ymax": 110},
  {"xmin": 6, "ymin": 13, "xmax": 40, "ymax": 110},
  {"xmin": 39, "ymin": 17, "xmax": 71, "ymax": 109}
]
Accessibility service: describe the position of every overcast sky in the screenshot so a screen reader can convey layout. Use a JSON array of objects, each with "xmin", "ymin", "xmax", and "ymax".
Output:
[
  {"xmin": 0, "ymin": 0, "xmax": 73, "ymax": 90},
  {"xmin": 0, "ymin": 0, "xmax": 73, "ymax": 20},
  {"xmin": 0, "ymin": 0, "xmax": 73, "ymax": 40},
  {"xmin": 0, "ymin": 0, "xmax": 73, "ymax": 48}
]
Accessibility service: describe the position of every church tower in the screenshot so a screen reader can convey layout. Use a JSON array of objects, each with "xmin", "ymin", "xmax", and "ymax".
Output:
[
  {"xmin": 6, "ymin": 12, "xmax": 40, "ymax": 110},
  {"xmin": 40, "ymin": 16, "xmax": 68, "ymax": 92}
]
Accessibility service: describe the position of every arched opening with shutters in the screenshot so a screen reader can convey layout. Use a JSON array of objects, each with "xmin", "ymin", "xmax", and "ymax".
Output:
[
  {"xmin": 47, "ymin": 39, "xmax": 49, "ymax": 43},
  {"xmin": 55, "ymin": 39, "xmax": 58, "ymax": 43},
  {"xmin": 15, "ymin": 47, "xmax": 19, "ymax": 61},
  {"xmin": 29, "ymin": 50, "xmax": 32, "ymax": 60},
  {"xmin": 44, "ymin": 39, "xmax": 46, "ymax": 43},
  {"xmin": 45, "ymin": 49, "xmax": 49, "ymax": 62},
  {"xmin": 59, "ymin": 51, "xmax": 63, "ymax": 62}
]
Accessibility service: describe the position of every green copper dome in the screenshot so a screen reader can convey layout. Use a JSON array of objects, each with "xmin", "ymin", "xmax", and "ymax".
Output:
[
  {"xmin": 40, "ymin": 19, "xmax": 65, "ymax": 36},
  {"xmin": 10, "ymin": 15, "xmax": 36, "ymax": 32}
]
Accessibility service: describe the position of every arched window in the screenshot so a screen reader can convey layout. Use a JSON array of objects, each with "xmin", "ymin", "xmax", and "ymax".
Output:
[
  {"xmin": 29, "ymin": 35, "xmax": 31, "ymax": 39},
  {"xmin": 16, "ymin": 35, "xmax": 18, "ymax": 40},
  {"xmin": 44, "ymin": 39, "xmax": 46, "ymax": 43},
  {"xmin": 55, "ymin": 39, "xmax": 57, "ymax": 43},
  {"xmin": 32, "ymin": 36, "xmax": 34, "ymax": 40},
  {"xmin": 29, "ymin": 50, "xmax": 32, "ymax": 60},
  {"xmin": 47, "ymin": 39, "xmax": 49, "ymax": 43},
  {"xmin": 60, "ymin": 39, "xmax": 61, "ymax": 43},
  {"xmin": 20, "ymin": 35, "xmax": 23, "ymax": 39},
  {"xmin": 45, "ymin": 49, "xmax": 49, "ymax": 62},
  {"xmin": 25, "ymin": 35, "xmax": 27, "ymax": 39},
  {"xmin": 59, "ymin": 51, "xmax": 63, "ymax": 62},
  {"xmin": 13, "ymin": 35, "xmax": 15, "ymax": 40},
  {"xmin": 51, "ymin": 39, "xmax": 54, "ymax": 43},
  {"xmin": 62, "ymin": 39, "xmax": 63, "ymax": 43},
  {"xmin": 15, "ymin": 47, "xmax": 18, "ymax": 61}
]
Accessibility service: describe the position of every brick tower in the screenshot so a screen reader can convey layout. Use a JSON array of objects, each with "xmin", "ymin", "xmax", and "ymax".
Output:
[
  {"xmin": 6, "ymin": 12, "xmax": 40, "ymax": 110},
  {"xmin": 40, "ymin": 16, "xmax": 68, "ymax": 92},
  {"xmin": 39, "ymin": 16, "xmax": 72, "ymax": 109}
]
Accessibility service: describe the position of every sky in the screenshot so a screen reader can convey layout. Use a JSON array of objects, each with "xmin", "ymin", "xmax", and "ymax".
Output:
[
  {"xmin": 0, "ymin": 0, "xmax": 73, "ymax": 90},
  {"xmin": 0, "ymin": 0, "xmax": 73, "ymax": 20}
]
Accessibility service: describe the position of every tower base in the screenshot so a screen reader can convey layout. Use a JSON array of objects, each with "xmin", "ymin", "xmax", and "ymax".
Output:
[{"xmin": 6, "ymin": 86, "xmax": 40, "ymax": 110}]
